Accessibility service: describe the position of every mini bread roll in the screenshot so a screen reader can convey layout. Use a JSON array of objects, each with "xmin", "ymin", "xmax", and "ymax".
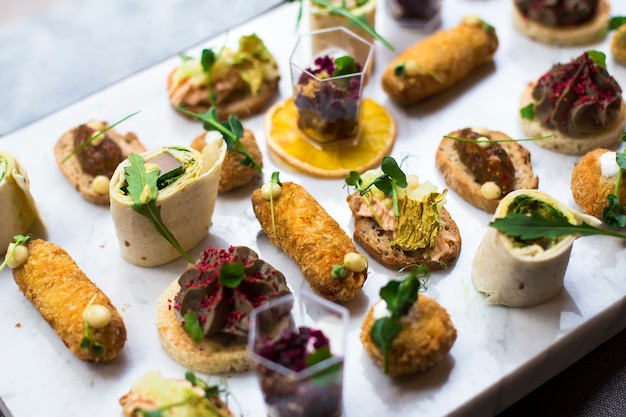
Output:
[
  {"xmin": 571, "ymin": 148, "xmax": 626, "ymax": 218},
  {"xmin": 381, "ymin": 15, "xmax": 498, "ymax": 106},
  {"xmin": 12, "ymin": 239, "xmax": 126, "ymax": 362}
]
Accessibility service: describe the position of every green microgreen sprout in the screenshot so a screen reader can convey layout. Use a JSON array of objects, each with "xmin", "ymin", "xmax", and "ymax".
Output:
[
  {"xmin": 331, "ymin": 252, "xmax": 367, "ymax": 279},
  {"xmin": 360, "ymin": 156, "xmax": 408, "ymax": 218},
  {"xmin": 332, "ymin": 55, "xmax": 358, "ymax": 77},
  {"xmin": 609, "ymin": 16, "xmax": 626, "ymax": 31},
  {"xmin": 268, "ymin": 171, "xmax": 282, "ymax": 238},
  {"xmin": 80, "ymin": 295, "xmax": 106, "ymax": 357},
  {"xmin": 289, "ymin": 0, "xmax": 395, "ymax": 51},
  {"xmin": 177, "ymin": 106, "xmax": 262, "ymax": 173},
  {"xmin": 218, "ymin": 262, "xmax": 246, "ymax": 288},
  {"xmin": 123, "ymin": 154, "xmax": 195, "ymax": 264},
  {"xmin": 0, "ymin": 234, "xmax": 31, "ymax": 272},
  {"xmin": 520, "ymin": 103, "xmax": 535, "ymax": 120},
  {"xmin": 393, "ymin": 62, "xmax": 444, "ymax": 84},
  {"xmin": 370, "ymin": 265, "xmax": 430, "ymax": 374},
  {"xmin": 183, "ymin": 310, "xmax": 204, "ymax": 342},
  {"xmin": 602, "ymin": 133, "xmax": 626, "ymax": 229},
  {"xmin": 345, "ymin": 170, "xmax": 384, "ymax": 227},
  {"xmin": 62, "ymin": 111, "xmax": 140, "ymax": 164},
  {"xmin": 587, "ymin": 50, "xmax": 606, "ymax": 68}
]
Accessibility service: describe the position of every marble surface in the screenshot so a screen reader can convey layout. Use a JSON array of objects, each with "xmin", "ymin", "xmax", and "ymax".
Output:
[{"xmin": 1, "ymin": 1, "xmax": 626, "ymax": 416}]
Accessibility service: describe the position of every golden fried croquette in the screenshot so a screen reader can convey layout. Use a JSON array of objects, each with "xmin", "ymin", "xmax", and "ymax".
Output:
[
  {"xmin": 191, "ymin": 128, "xmax": 263, "ymax": 193},
  {"xmin": 571, "ymin": 148, "xmax": 626, "ymax": 218},
  {"xmin": 360, "ymin": 294, "xmax": 456, "ymax": 376},
  {"xmin": 12, "ymin": 239, "xmax": 126, "ymax": 362},
  {"xmin": 251, "ymin": 182, "xmax": 367, "ymax": 302}
]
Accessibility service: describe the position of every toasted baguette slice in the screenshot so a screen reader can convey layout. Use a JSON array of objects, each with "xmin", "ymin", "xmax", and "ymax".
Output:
[
  {"xmin": 571, "ymin": 148, "xmax": 626, "ymax": 218},
  {"xmin": 347, "ymin": 194, "xmax": 461, "ymax": 270},
  {"xmin": 167, "ymin": 69, "xmax": 279, "ymax": 121},
  {"xmin": 519, "ymin": 80, "xmax": 626, "ymax": 155},
  {"xmin": 156, "ymin": 279, "xmax": 250, "ymax": 374},
  {"xmin": 191, "ymin": 128, "xmax": 263, "ymax": 192},
  {"xmin": 435, "ymin": 128, "xmax": 538, "ymax": 213},
  {"xmin": 512, "ymin": 0, "xmax": 610, "ymax": 46},
  {"xmin": 54, "ymin": 122, "xmax": 146, "ymax": 205}
]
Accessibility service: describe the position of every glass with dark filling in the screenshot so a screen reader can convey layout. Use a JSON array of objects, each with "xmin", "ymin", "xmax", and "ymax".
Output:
[
  {"xmin": 385, "ymin": 0, "xmax": 442, "ymax": 30},
  {"xmin": 248, "ymin": 292, "xmax": 348, "ymax": 417},
  {"xmin": 290, "ymin": 27, "xmax": 372, "ymax": 148}
]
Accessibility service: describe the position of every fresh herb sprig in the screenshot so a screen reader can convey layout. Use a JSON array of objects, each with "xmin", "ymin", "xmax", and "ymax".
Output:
[
  {"xmin": 124, "ymin": 154, "xmax": 195, "ymax": 264},
  {"xmin": 177, "ymin": 106, "xmax": 262, "ymax": 173},
  {"xmin": 0, "ymin": 234, "xmax": 31, "ymax": 272},
  {"xmin": 602, "ymin": 133, "xmax": 626, "ymax": 229},
  {"xmin": 520, "ymin": 103, "xmax": 535, "ymax": 120},
  {"xmin": 360, "ymin": 156, "xmax": 408, "ymax": 218},
  {"xmin": 268, "ymin": 171, "xmax": 282, "ymax": 238},
  {"xmin": 218, "ymin": 262, "xmax": 246, "ymax": 288},
  {"xmin": 62, "ymin": 111, "xmax": 140, "ymax": 164},
  {"xmin": 80, "ymin": 295, "xmax": 106, "ymax": 357},
  {"xmin": 370, "ymin": 265, "xmax": 430, "ymax": 374},
  {"xmin": 587, "ymin": 49, "xmax": 606, "ymax": 68},
  {"xmin": 183, "ymin": 310, "xmax": 204, "ymax": 342},
  {"xmin": 490, "ymin": 212, "xmax": 626, "ymax": 241},
  {"xmin": 289, "ymin": 0, "xmax": 395, "ymax": 51},
  {"xmin": 345, "ymin": 170, "xmax": 384, "ymax": 227},
  {"xmin": 609, "ymin": 16, "xmax": 626, "ymax": 31}
]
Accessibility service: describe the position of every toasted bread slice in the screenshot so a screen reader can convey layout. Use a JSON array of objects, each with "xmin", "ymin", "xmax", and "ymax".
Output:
[
  {"xmin": 571, "ymin": 148, "xmax": 626, "ymax": 218},
  {"xmin": 167, "ymin": 69, "xmax": 279, "ymax": 121},
  {"xmin": 191, "ymin": 128, "xmax": 263, "ymax": 192},
  {"xmin": 54, "ymin": 122, "xmax": 146, "ymax": 205},
  {"xmin": 519, "ymin": 80, "xmax": 626, "ymax": 155},
  {"xmin": 435, "ymin": 128, "xmax": 538, "ymax": 213},
  {"xmin": 347, "ymin": 194, "xmax": 461, "ymax": 270},
  {"xmin": 512, "ymin": 0, "xmax": 610, "ymax": 46}
]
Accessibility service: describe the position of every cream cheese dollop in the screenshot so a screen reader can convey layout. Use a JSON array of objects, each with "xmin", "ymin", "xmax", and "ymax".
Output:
[{"xmin": 599, "ymin": 151, "xmax": 619, "ymax": 178}]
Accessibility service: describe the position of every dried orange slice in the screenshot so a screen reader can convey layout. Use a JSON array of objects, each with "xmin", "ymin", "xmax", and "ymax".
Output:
[{"xmin": 264, "ymin": 97, "xmax": 396, "ymax": 179}]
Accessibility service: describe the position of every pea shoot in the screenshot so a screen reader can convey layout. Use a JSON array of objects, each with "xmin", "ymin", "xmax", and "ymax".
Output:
[
  {"xmin": 602, "ymin": 133, "xmax": 626, "ymax": 229},
  {"xmin": 80, "ymin": 295, "xmax": 106, "ymax": 357},
  {"xmin": 177, "ymin": 106, "xmax": 262, "ymax": 173},
  {"xmin": 361, "ymin": 156, "xmax": 408, "ymax": 218},
  {"xmin": 370, "ymin": 265, "xmax": 430, "ymax": 374},
  {"xmin": 0, "ymin": 234, "xmax": 31, "ymax": 272}
]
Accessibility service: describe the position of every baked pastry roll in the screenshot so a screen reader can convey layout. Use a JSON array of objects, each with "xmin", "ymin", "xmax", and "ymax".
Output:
[
  {"xmin": 110, "ymin": 133, "xmax": 226, "ymax": 267},
  {"xmin": 472, "ymin": 189, "xmax": 600, "ymax": 307},
  {"xmin": 0, "ymin": 150, "xmax": 46, "ymax": 254}
]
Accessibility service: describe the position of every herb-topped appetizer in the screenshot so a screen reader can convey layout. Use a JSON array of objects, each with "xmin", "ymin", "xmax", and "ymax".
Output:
[
  {"xmin": 4, "ymin": 237, "xmax": 126, "ymax": 362},
  {"xmin": 571, "ymin": 138, "xmax": 626, "ymax": 225},
  {"xmin": 435, "ymin": 127, "xmax": 539, "ymax": 213},
  {"xmin": 156, "ymin": 246, "xmax": 292, "ymax": 374},
  {"xmin": 109, "ymin": 138, "xmax": 226, "ymax": 267},
  {"xmin": 184, "ymin": 106, "xmax": 264, "ymax": 193},
  {"xmin": 119, "ymin": 370, "xmax": 235, "ymax": 417},
  {"xmin": 381, "ymin": 15, "xmax": 498, "ymax": 106},
  {"xmin": 167, "ymin": 34, "xmax": 280, "ymax": 121},
  {"xmin": 360, "ymin": 266, "xmax": 457, "ymax": 376},
  {"xmin": 345, "ymin": 156, "xmax": 461, "ymax": 270},
  {"xmin": 519, "ymin": 50, "xmax": 626, "ymax": 155},
  {"xmin": 54, "ymin": 113, "xmax": 145, "ymax": 205},
  {"xmin": 251, "ymin": 173, "xmax": 368, "ymax": 302},
  {"xmin": 0, "ymin": 150, "xmax": 46, "ymax": 253},
  {"xmin": 472, "ymin": 189, "xmax": 603, "ymax": 307},
  {"xmin": 513, "ymin": 0, "xmax": 610, "ymax": 46}
]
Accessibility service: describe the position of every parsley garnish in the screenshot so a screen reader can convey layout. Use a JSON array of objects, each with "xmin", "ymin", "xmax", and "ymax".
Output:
[
  {"xmin": 62, "ymin": 111, "xmax": 140, "ymax": 164},
  {"xmin": 177, "ymin": 106, "xmax": 262, "ymax": 173},
  {"xmin": 520, "ymin": 103, "xmax": 535, "ymax": 120},
  {"xmin": 289, "ymin": 0, "xmax": 395, "ymax": 51},
  {"xmin": 370, "ymin": 265, "xmax": 430, "ymax": 374},
  {"xmin": 123, "ymin": 154, "xmax": 195, "ymax": 263}
]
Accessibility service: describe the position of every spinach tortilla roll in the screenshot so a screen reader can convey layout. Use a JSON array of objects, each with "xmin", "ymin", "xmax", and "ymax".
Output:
[
  {"xmin": 110, "ymin": 133, "xmax": 226, "ymax": 267},
  {"xmin": 12, "ymin": 239, "xmax": 126, "ymax": 362},
  {"xmin": 381, "ymin": 15, "xmax": 498, "ymax": 106},
  {"xmin": 251, "ymin": 181, "xmax": 367, "ymax": 302},
  {"xmin": 0, "ymin": 150, "xmax": 46, "ymax": 254},
  {"xmin": 472, "ymin": 189, "xmax": 600, "ymax": 307}
]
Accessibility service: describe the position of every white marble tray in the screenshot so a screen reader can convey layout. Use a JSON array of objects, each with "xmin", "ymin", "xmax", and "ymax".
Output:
[{"xmin": 1, "ymin": 1, "xmax": 625, "ymax": 416}]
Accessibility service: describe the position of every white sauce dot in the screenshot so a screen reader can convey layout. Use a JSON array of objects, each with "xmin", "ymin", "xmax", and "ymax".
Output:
[
  {"xmin": 5, "ymin": 244, "xmax": 28, "ymax": 269},
  {"xmin": 261, "ymin": 182, "xmax": 282, "ymax": 200},
  {"xmin": 476, "ymin": 136, "xmax": 491, "ymax": 148},
  {"xmin": 84, "ymin": 304, "xmax": 112, "ymax": 329},
  {"xmin": 91, "ymin": 175, "xmax": 110, "ymax": 195},
  {"xmin": 343, "ymin": 252, "xmax": 367, "ymax": 272},
  {"xmin": 599, "ymin": 151, "xmax": 619, "ymax": 178},
  {"xmin": 372, "ymin": 300, "xmax": 392, "ymax": 320},
  {"xmin": 472, "ymin": 127, "xmax": 490, "ymax": 136},
  {"xmin": 481, "ymin": 181, "xmax": 502, "ymax": 200},
  {"xmin": 403, "ymin": 60, "xmax": 420, "ymax": 76}
]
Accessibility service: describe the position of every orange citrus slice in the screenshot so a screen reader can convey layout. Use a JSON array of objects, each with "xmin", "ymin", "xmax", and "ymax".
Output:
[{"xmin": 264, "ymin": 97, "xmax": 397, "ymax": 179}]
